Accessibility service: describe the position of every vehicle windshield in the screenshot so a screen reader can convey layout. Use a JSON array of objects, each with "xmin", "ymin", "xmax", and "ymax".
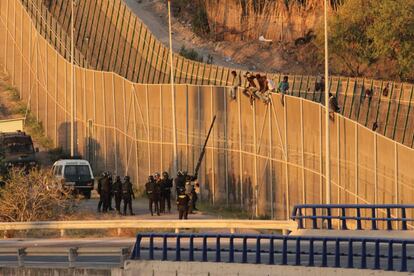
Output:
[
  {"xmin": 2, "ymin": 137, "xmax": 34, "ymax": 154},
  {"xmin": 64, "ymin": 165, "xmax": 92, "ymax": 181}
]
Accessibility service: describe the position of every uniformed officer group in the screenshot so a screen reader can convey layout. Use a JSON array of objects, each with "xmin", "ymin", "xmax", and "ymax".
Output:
[{"xmin": 97, "ymin": 170, "xmax": 199, "ymax": 220}]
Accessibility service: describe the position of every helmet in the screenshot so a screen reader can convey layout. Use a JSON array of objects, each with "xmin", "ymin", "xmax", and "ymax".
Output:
[
  {"xmin": 116, "ymin": 176, "xmax": 121, "ymax": 181},
  {"xmin": 183, "ymin": 171, "xmax": 188, "ymax": 176},
  {"xmin": 178, "ymin": 187, "xmax": 186, "ymax": 195},
  {"xmin": 124, "ymin": 175, "xmax": 130, "ymax": 181},
  {"xmin": 153, "ymin": 172, "xmax": 160, "ymax": 178},
  {"xmin": 148, "ymin": 175, "xmax": 154, "ymax": 182},
  {"xmin": 162, "ymin": 171, "xmax": 169, "ymax": 178},
  {"xmin": 177, "ymin": 170, "xmax": 183, "ymax": 176}
]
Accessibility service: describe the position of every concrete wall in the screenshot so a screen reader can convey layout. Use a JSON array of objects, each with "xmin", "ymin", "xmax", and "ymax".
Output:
[{"xmin": 123, "ymin": 260, "xmax": 409, "ymax": 276}]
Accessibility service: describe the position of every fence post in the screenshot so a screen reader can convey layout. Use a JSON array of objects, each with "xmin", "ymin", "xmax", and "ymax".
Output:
[
  {"xmin": 312, "ymin": 208, "xmax": 317, "ymax": 229},
  {"xmin": 149, "ymin": 235, "xmax": 154, "ymax": 260},
  {"xmin": 268, "ymin": 237, "xmax": 274, "ymax": 265},
  {"xmin": 347, "ymin": 239, "xmax": 353, "ymax": 268},
  {"xmin": 401, "ymin": 208, "xmax": 407, "ymax": 230},
  {"xmin": 321, "ymin": 239, "xmax": 327, "ymax": 267},
  {"xmin": 229, "ymin": 236, "xmax": 234, "ymax": 263},
  {"xmin": 120, "ymin": 247, "xmax": 130, "ymax": 268},
  {"xmin": 17, "ymin": 248, "xmax": 26, "ymax": 267},
  {"xmin": 387, "ymin": 241, "xmax": 393, "ymax": 271},
  {"xmin": 162, "ymin": 235, "xmax": 168, "ymax": 261},
  {"xmin": 327, "ymin": 207, "xmax": 332, "ymax": 229},
  {"xmin": 361, "ymin": 240, "xmax": 367, "ymax": 269},
  {"xmin": 295, "ymin": 238, "xmax": 301, "ymax": 266},
  {"xmin": 308, "ymin": 239, "xmax": 314, "ymax": 267},
  {"xmin": 255, "ymin": 237, "xmax": 261, "ymax": 264},
  {"xmin": 356, "ymin": 208, "xmax": 362, "ymax": 230},
  {"xmin": 202, "ymin": 236, "xmax": 207, "ymax": 262},
  {"xmin": 68, "ymin": 247, "xmax": 78, "ymax": 268},
  {"xmin": 242, "ymin": 237, "xmax": 248, "ymax": 263},
  {"xmin": 400, "ymin": 242, "xmax": 407, "ymax": 272},
  {"xmin": 386, "ymin": 208, "xmax": 392, "ymax": 230},
  {"xmin": 189, "ymin": 235, "xmax": 194, "ymax": 262},
  {"xmin": 175, "ymin": 236, "xmax": 181, "ymax": 261},
  {"xmin": 374, "ymin": 240, "xmax": 380, "ymax": 269},
  {"xmin": 334, "ymin": 239, "xmax": 340, "ymax": 268},
  {"xmin": 282, "ymin": 237, "xmax": 287, "ymax": 265},
  {"xmin": 371, "ymin": 208, "xmax": 377, "ymax": 230},
  {"xmin": 212, "ymin": 235, "xmax": 220, "ymax": 263},
  {"xmin": 133, "ymin": 235, "xmax": 142, "ymax": 259},
  {"xmin": 341, "ymin": 208, "xmax": 348, "ymax": 230}
]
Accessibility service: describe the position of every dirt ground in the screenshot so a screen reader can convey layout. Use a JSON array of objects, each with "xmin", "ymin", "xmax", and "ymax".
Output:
[{"xmin": 124, "ymin": 0, "xmax": 322, "ymax": 75}]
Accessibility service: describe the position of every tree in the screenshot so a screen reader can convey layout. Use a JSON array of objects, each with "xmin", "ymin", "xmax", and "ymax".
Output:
[
  {"xmin": 0, "ymin": 169, "xmax": 77, "ymax": 222},
  {"xmin": 368, "ymin": 0, "xmax": 414, "ymax": 80},
  {"xmin": 317, "ymin": 0, "xmax": 376, "ymax": 76}
]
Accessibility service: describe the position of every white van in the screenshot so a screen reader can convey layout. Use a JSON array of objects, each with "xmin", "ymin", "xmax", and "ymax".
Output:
[{"xmin": 52, "ymin": 159, "xmax": 94, "ymax": 199}]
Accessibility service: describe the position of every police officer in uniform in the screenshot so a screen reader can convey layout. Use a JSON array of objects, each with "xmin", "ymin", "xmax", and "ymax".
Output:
[
  {"xmin": 100, "ymin": 172, "xmax": 111, "ymax": 213},
  {"xmin": 174, "ymin": 170, "xmax": 186, "ymax": 197},
  {"xmin": 160, "ymin": 172, "xmax": 173, "ymax": 213},
  {"xmin": 112, "ymin": 176, "xmax": 123, "ymax": 214},
  {"xmin": 145, "ymin": 175, "xmax": 160, "ymax": 216},
  {"xmin": 122, "ymin": 176, "xmax": 135, "ymax": 216},
  {"xmin": 153, "ymin": 173, "xmax": 162, "ymax": 215},
  {"xmin": 97, "ymin": 172, "xmax": 106, "ymax": 212},
  {"xmin": 176, "ymin": 187, "xmax": 190, "ymax": 219},
  {"xmin": 183, "ymin": 171, "xmax": 197, "ymax": 213},
  {"xmin": 108, "ymin": 173, "xmax": 114, "ymax": 211}
]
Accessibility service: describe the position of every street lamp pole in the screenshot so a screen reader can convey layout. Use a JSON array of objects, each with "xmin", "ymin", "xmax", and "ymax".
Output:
[
  {"xmin": 324, "ymin": 0, "xmax": 331, "ymax": 204},
  {"xmin": 70, "ymin": 0, "xmax": 75, "ymax": 157},
  {"xmin": 167, "ymin": 0, "xmax": 178, "ymax": 174}
]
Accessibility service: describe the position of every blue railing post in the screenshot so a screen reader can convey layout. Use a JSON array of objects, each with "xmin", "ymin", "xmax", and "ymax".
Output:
[
  {"xmin": 321, "ymin": 239, "xmax": 328, "ymax": 267},
  {"xmin": 400, "ymin": 241, "xmax": 407, "ymax": 272},
  {"xmin": 312, "ymin": 208, "xmax": 317, "ymax": 229},
  {"xmin": 189, "ymin": 235, "xmax": 194, "ymax": 262},
  {"xmin": 149, "ymin": 234, "xmax": 154, "ymax": 260},
  {"xmin": 215, "ymin": 235, "xmax": 221, "ymax": 262},
  {"xmin": 268, "ymin": 237, "xmax": 274, "ymax": 265},
  {"xmin": 356, "ymin": 208, "xmax": 362, "ymax": 230},
  {"xmin": 327, "ymin": 208, "xmax": 332, "ymax": 229},
  {"xmin": 387, "ymin": 240, "xmax": 393, "ymax": 271},
  {"xmin": 162, "ymin": 235, "xmax": 168, "ymax": 261},
  {"xmin": 202, "ymin": 236, "xmax": 208, "ymax": 262},
  {"xmin": 282, "ymin": 237, "xmax": 288, "ymax": 265},
  {"xmin": 374, "ymin": 240, "xmax": 380, "ymax": 270},
  {"xmin": 132, "ymin": 234, "xmax": 142, "ymax": 259},
  {"xmin": 255, "ymin": 237, "xmax": 261, "ymax": 264},
  {"xmin": 334, "ymin": 239, "xmax": 340, "ymax": 268},
  {"xmin": 229, "ymin": 236, "xmax": 234, "ymax": 263},
  {"xmin": 401, "ymin": 208, "xmax": 407, "ymax": 230},
  {"xmin": 361, "ymin": 240, "xmax": 367, "ymax": 269},
  {"xmin": 295, "ymin": 238, "xmax": 301, "ymax": 266},
  {"xmin": 347, "ymin": 239, "xmax": 353, "ymax": 268},
  {"xmin": 386, "ymin": 208, "xmax": 392, "ymax": 230},
  {"xmin": 341, "ymin": 208, "xmax": 348, "ymax": 230},
  {"xmin": 175, "ymin": 236, "xmax": 181, "ymax": 261},
  {"xmin": 308, "ymin": 239, "xmax": 314, "ymax": 267},
  {"xmin": 371, "ymin": 208, "xmax": 377, "ymax": 230},
  {"xmin": 242, "ymin": 237, "xmax": 248, "ymax": 263}
]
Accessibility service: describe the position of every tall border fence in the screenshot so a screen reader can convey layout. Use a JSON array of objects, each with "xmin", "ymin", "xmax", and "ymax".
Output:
[
  {"xmin": 18, "ymin": 0, "xmax": 414, "ymax": 148},
  {"xmin": 1, "ymin": 0, "xmax": 414, "ymax": 221}
]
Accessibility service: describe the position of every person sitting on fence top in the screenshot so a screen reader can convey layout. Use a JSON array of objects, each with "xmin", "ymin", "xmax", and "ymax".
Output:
[
  {"xmin": 328, "ymin": 92, "xmax": 340, "ymax": 121},
  {"xmin": 267, "ymin": 77, "xmax": 276, "ymax": 93},
  {"xmin": 230, "ymin": 70, "xmax": 241, "ymax": 101},
  {"xmin": 242, "ymin": 72, "xmax": 259, "ymax": 106},
  {"xmin": 253, "ymin": 74, "xmax": 271, "ymax": 104},
  {"xmin": 277, "ymin": 75, "xmax": 289, "ymax": 106}
]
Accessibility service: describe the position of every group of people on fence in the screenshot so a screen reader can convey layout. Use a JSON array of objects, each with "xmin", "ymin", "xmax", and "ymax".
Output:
[
  {"xmin": 231, "ymin": 72, "xmax": 342, "ymax": 120},
  {"xmin": 97, "ymin": 170, "xmax": 199, "ymax": 220}
]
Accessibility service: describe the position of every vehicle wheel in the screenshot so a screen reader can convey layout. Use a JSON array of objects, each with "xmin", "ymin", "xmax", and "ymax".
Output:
[{"xmin": 84, "ymin": 190, "xmax": 91, "ymax": 199}]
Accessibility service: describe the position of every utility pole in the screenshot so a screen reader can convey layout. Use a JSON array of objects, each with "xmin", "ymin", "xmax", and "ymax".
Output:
[
  {"xmin": 168, "ymin": 0, "xmax": 178, "ymax": 174},
  {"xmin": 324, "ymin": 0, "xmax": 331, "ymax": 204},
  {"xmin": 70, "ymin": 0, "xmax": 75, "ymax": 157}
]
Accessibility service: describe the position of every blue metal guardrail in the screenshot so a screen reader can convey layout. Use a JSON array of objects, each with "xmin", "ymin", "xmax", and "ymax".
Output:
[
  {"xmin": 130, "ymin": 233, "xmax": 414, "ymax": 272},
  {"xmin": 291, "ymin": 204, "xmax": 414, "ymax": 230}
]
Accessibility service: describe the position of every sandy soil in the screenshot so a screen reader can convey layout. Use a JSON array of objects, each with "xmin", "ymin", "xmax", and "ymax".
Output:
[{"xmin": 123, "ymin": 0, "xmax": 322, "ymax": 75}]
